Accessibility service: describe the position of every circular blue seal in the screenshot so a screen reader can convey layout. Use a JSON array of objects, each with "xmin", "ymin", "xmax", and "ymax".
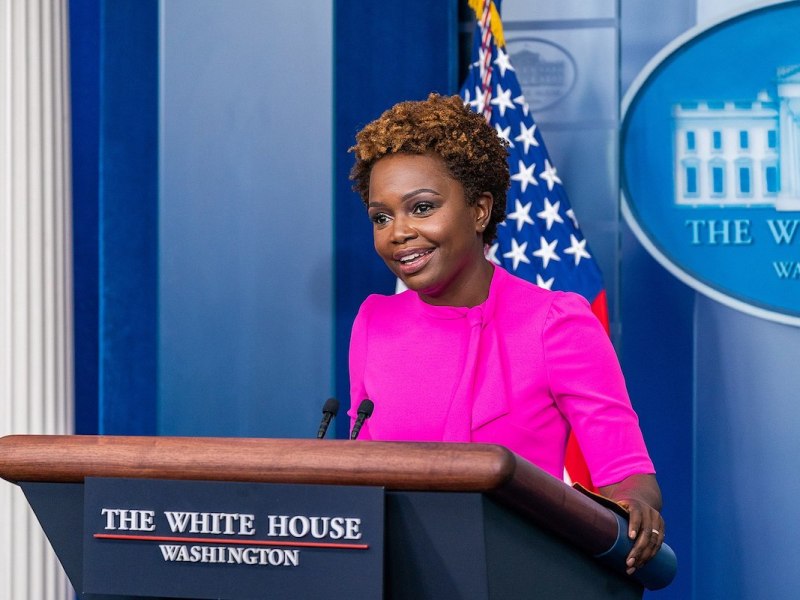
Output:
[
  {"xmin": 621, "ymin": 1, "xmax": 800, "ymax": 326},
  {"xmin": 506, "ymin": 38, "xmax": 577, "ymax": 112}
]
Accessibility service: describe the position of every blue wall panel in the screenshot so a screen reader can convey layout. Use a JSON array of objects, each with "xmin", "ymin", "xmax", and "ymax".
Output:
[
  {"xmin": 619, "ymin": 3, "xmax": 697, "ymax": 598},
  {"xmin": 158, "ymin": 0, "xmax": 334, "ymax": 438},
  {"xmin": 694, "ymin": 297, "xmax": 800, "ymax": 598},
  {"xmin": 620, "ymin": 226, "xmax": 695, "ymax": 600}
]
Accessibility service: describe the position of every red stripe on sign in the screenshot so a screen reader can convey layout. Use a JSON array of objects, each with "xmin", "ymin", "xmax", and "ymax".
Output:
[{"xmin": 93, "ymin": 533, "xmax": 369, "ymax": 550}]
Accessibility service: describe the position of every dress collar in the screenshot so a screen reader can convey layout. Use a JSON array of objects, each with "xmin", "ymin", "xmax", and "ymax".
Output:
[{"xmin": 412, "ymin": 264, "xmax": 504, "ymax": 326}]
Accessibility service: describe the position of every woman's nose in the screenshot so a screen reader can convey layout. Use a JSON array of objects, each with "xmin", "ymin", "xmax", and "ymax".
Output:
[{"xmin": 389, "ymin": 215, "xmax": 417, "ymax": 243}]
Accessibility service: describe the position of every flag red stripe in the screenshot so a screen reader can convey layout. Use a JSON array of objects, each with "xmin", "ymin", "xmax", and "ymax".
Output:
[{"xmin": 590, "ymin": 289, "xmax": 611, "ymax": 336}]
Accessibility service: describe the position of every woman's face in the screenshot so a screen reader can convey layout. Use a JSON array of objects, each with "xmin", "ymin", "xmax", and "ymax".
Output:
[{"xmin": 367, "ymin": 153, "xmax": 493, "ymax": 306}]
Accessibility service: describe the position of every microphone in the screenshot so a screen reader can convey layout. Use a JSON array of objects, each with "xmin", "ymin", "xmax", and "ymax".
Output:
[
  {"xmin": 350, "ymin": 399, "xmax": 374, "ymax": 440},
  {"xmin": 316, "ymin": 397, "xmax": 340, "ymax": 439}
]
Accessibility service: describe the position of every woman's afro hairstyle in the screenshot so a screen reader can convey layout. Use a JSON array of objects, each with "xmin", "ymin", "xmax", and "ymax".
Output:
[{"xmin": 349, "ymin": 93, "xmax": 510, "ymax": 243}]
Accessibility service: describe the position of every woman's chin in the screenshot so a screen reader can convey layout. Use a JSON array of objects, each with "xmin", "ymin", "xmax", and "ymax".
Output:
[
  {"xmin": 389, "ymin": 266, "xmax": 428, "ymax": 292},
  {"xmin": 397, "ymin": 275, "xmax": 421, "ymax": 292}
]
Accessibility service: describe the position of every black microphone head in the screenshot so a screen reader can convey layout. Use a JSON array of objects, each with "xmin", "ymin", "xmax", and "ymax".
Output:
[
  {"xmin": 322, "ymin": 397, "xmax": 339, "ymax": 415},
  {"xmin": 357, "ymin": 398, "xmax": 374, "ymax": 417}
]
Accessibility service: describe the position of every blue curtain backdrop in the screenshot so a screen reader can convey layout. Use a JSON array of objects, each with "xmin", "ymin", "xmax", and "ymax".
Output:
[{"xmin": 70, "ymin": 0, "xmax": 159, "ymax": 435}]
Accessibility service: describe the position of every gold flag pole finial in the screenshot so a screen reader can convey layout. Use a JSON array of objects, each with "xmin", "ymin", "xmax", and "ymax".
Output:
[{"xmin": 468, "ymin": 0, "xmax": 505, "ymax": 47}]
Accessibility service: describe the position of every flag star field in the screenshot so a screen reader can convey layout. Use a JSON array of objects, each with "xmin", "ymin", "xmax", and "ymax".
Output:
[{"xmin": 460, "ymin": 15, "xmax": 605, "ymax": 303}]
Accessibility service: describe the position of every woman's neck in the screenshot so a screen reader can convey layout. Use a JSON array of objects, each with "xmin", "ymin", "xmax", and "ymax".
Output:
[{"xmin": 418, "ymin": 259, "xmax": 495, "ymax": 308}]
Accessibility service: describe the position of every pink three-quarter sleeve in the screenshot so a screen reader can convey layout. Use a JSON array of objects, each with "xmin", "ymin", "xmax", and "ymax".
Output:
[
  {"xmin": 347, "ymin": 298, "xmax": 373, "ymax": 440},
  {"xmin": 542, "ymin": 292, "xmax": 654, "ymax": 487}
]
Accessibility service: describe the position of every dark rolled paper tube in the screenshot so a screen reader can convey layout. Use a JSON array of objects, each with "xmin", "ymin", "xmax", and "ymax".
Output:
[{"xmin": 594, "ymin": 512, "xmax": 678, "ymax": 590}]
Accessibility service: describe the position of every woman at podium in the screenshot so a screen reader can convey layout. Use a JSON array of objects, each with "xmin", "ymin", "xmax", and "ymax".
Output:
[{"xmin": 346, "ymin": 93, "xmax": 664, "ymax": 575}]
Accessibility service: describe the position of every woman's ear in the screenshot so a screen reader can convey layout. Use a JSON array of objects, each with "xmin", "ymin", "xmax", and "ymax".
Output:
[{"xmin": 475, "ymin": 192, "xmax": 494, "ymax": 233}]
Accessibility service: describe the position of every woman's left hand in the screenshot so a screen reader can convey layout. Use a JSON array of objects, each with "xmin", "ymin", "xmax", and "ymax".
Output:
[
  {"xmin": 599, "ymin": 473, "xmax": 664, "ymax": 575},
  {"xmin": 615, "ymin": 494, "xmax": 665, "ymax": 574}
]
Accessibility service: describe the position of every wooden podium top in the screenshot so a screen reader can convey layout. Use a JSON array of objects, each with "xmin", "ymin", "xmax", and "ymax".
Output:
[{"xmin": 0, "ymin": 434, "xmax": 618, "ymax": 555}]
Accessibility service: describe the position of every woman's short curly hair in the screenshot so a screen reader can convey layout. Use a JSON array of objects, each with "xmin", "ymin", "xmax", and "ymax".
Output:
[{"xmin": 349, "ymin": 93, "xmax": 509, "ymax": 243}]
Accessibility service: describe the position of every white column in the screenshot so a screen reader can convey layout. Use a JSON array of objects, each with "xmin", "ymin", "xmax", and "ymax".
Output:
[{"xmin": 0, "ymin": 1, "xmax": 74, "ymax": 598}]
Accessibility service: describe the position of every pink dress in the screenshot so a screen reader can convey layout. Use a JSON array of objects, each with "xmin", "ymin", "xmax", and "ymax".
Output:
[{"xmin": 348, "ymin": 266, "xmax": 654, "ymax": 487}]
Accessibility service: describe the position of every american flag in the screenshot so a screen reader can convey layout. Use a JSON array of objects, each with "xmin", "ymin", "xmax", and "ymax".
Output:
[{"xmin": 461, "ymin": 0, "xmax": 610, "ymax": 489}]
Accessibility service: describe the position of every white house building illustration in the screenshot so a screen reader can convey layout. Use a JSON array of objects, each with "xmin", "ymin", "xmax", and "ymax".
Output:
[{"xmin": 673, "ymin": 65, "xmax": 800, "ymax": 211}]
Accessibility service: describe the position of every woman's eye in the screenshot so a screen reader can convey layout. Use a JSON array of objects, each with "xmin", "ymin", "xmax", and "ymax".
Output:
[
  {"xmin": 371, "ymin": 213, "xmax": 389, "ymax": 226},
  {"xmin": 412, "ymin": 202, "xmax": 434, "ymax": 215}
]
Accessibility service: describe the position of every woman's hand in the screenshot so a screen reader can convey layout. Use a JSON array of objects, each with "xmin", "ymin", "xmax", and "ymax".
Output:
[{"xmin": 599, "ymin": 473, "xmax": 664, "ymax": 575}]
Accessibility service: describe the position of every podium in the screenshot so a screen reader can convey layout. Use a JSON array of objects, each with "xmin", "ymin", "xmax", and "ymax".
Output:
[{"xmin": 0, "ymin": 435, "xmax": 675, "ymax": 599}]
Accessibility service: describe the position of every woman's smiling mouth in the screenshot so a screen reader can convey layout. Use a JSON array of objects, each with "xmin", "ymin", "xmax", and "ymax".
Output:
[{"xmin": 395, "ymin": 248, "xmax": 435, "ymax": 274}]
